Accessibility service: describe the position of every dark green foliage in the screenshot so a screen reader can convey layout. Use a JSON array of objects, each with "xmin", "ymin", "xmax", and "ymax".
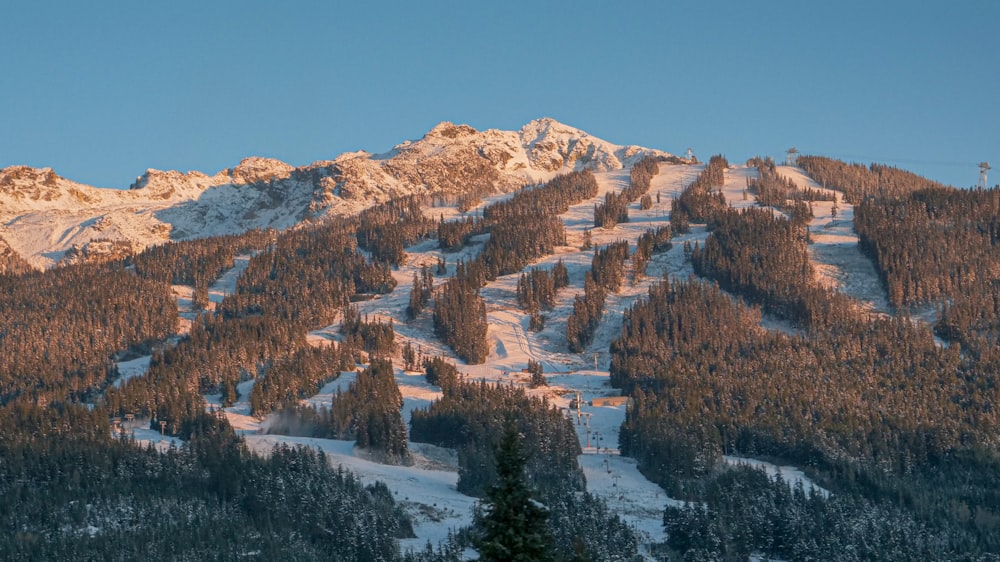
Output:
[
  {"xmin": 516, "ymin": 260, "xmax": 570, "ymax": 317},
  {"xmin": 639, "ymin": 193, "xmax": 653, "ymax": 210},
  {"xmin": 434, "ymin": 171, "xmax": 598, "ymax": 356},
  {"xmin": 594, "ymin": 156, "xmax": 659, "ymax": 229},
  {"xmin": 746, "ymin": 156, "xmax": 835, "ymax": 210},
  {"xmin": 483, "ymin": 171, "xmax": 599, "ymax": 222},
  {"xmin": 566, "ymin": 280, "xmax": 606, "ymax": 353},
  {"xmin": 544, "ymin": 491, "xmax": 640, "ymax": 562},
  {"xmin": 663, "ymin": 466, "xmax": 970, "ymax": 561},
  {"xmin": 805, "ymin": 158, "xmax": 1000, "ymax": 357},
  {"xmin": 610, "ymin": 273, "xmax": 1000, "ymax": 553},
  {"xmin": 0, "ymin": 241, "xmax": 32, "ymax": 276},
  {"xmin": 589, "ymin": 239, "xmax": 629, "ymax": 292},
  {"xmin": 0, "ymin": 403, "xmax": 410, "ymax": 561},
  {"xmin": 402, "ymin": 341, "xmax": 418, "ymax": 371},
  {"xmin": 267, "ymin": 358, "xmax": 411, "ymax": 464},
  {"xmin": 691, "ymin": 206, "xmax": 856, "ymax": 331},
  {"xmin": 856, "ymin": 186, "xmax": 1000, "ymax": 321},
  {"xmin": 797, "ymin": 154, "xmax": 944, "ymax": 204},
  {"xmin": 249, "ymin": 344, "xmax": 346, "ymax": 416},
  {"xmin": 342, "ymin": 306, "xmax": 397, "ymax": 358},
  {"xmin": 670, "ymin": 154, "xmax": 729, "ymax": 232},
  {"xmin": 566, "ymin": 240, "xmax": 630, "ymax": 352},
  {"xmin": 626, "ymin": 156, "xmax": 659, "ymax": 200},
  {"xmin": 551, "ymin": 258, "xmax": 569, "ymax": 289},
  {"xmin": 130, "ymin": 228, "xmax": 272, "ymax": 286},
  {"xmin": 190, "ymin": 279, "xmax": 210, "ymax": 310},
  {"xmin": 594, "ymin": 191, "xmax": 630, "ymax": 228},
  {"xmin": 221, "ymin": 221, "xmax": 395, "ymax": 326},
  {"xmin": 402, "ymin": 534, "xmax": 466, "ymax": 562},
  {"xmin": 527, "ymin": 358, "xmax": 546, "ymax": 388},
  {"xmin": 107, "ymin": 222, "xmax": 398, "ymax": 435},
  {"xmin": 423, "ymin": 356, "xmax": 459, "ymax": 388},
  {"xmin": 473, "ymin": 424, "xmax": 556, "ymax": 562},
  {"xmin": 106, "ymin": 312, "xmax": 309, "ymax": 436},
  {"xmin": 476, "ymin": 171, "xmax": 597, "ymax": 279},
  {"xmin": 432, "ymin": 261, "xmax": 489, "ymax": 364},
  {"xmin": 0, "ymin": 261, "xmax": 177, "ymax": 405},
  {"xmin": 438, "ymin": 215, "xmax": 485, "ymax": 252},
  {"xmin": 356, "ymin": 195, "xmax": 437, "ymax": 266},
  {"xmin": 479, "ymin": 215, "xmax": 566, "ymax": 279},
  {"xmin": 631, "ymin": 225, "xmax": 672, "ymax": 281},
  {"xmin": 407, "ymin": 266, "xmax": 434, "ymax": 320},
  {"xmin": 434, "ymin": 171, "xmax": 596, "ymax": 279},
  {"xmin": 409, "ymin": 380, "xmax": 582, "ymax": 497}
]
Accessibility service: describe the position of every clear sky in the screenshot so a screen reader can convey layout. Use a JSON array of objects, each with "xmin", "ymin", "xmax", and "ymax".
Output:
[{"xmin": 1, "ymin": 1, "xmax": 997, "ymax": 189}]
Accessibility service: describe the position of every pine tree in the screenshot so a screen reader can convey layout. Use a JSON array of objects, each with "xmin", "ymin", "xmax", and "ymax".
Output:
[
  {"xmin": 474, "ymin": 424, "xmax": 555, "ymax": 562},
  {"xmin": 527, "ymin": 359, "xmax": 546, "ymax": 388}
]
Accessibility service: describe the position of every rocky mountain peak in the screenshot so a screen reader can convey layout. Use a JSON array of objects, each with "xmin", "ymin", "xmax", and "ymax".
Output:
[
  {"xmin": 519, "ymin": 117, "xmax": 586, "ymax": 140},
  {"xmin": 425, "ymin": 121, "xmax": 479, "ymax": 140},
  {"xmin": 227, "ymin": 157, "xmax": 295, "ymax": 185},
  {"xmin": 0, "ymin": 165, "xmax": 61, "ymax": 191},
  {"xmin": 0, "ymin": 118, "xmax": 676, "ymax": 268}
]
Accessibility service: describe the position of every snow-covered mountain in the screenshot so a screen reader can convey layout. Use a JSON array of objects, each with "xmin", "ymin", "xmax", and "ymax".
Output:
[{"xmin": 0, "ymin": 118, "xmax": 675, "ymax": 270}]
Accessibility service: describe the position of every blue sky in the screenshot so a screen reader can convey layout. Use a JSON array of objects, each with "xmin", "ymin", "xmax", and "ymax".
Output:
[{"xmin": 1, "ymin": 1, "xmax": 997, "ymax": 189}]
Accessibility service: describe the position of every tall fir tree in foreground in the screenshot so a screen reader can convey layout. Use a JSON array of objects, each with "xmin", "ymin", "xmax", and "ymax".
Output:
[{"xmin": 474, "ymin": 424, "xmax": 555, "ymax": 562}]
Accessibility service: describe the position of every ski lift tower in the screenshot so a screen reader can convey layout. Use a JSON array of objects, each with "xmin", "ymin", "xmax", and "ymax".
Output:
[
  {"xmin": 786, "ymin": 147, "xmax": 799, "ymax": 166},
  {"xmin": 979, "ymin": 162, "xmax": 991, "ymax": 189}
]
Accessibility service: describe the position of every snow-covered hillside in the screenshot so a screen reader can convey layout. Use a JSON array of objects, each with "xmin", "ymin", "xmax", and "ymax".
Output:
[
  {"xmin": 0, "ymin": 119, "xmax": 677, "ymax": 269},
  {"xmin": 16, "ymin": 133, "xmax": 880, "ymax": 555},
  {"xmin": 159, "ymin": 161, "xmax": 844, "ymax": 555}
]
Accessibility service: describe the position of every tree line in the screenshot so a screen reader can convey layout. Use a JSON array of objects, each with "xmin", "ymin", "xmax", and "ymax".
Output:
[
  {"xmin": 248, "ymin": 343, "xmax": 352, "ymax": 416},
  {"xmin": 0, "ymin": 261, "xmax": 177, "ymax": 405},
  {"xmin": 631, "ymin": 225, "xmax": 672, "ymax": 281},
  {"xmin": 855, "ymin": 186, "xmax": 1000, "ymax": 342},
  {"xmin": 409, "ymin": 378, "xmax": 582, "ymax": 497},
  {"xmin": 108, "ymin": 219, "xmax": 397, "ymax": 436},
  {"xmin": 593, "ymin": 155, "xmax": 659, "ymax": 228},
  {"xmin": 611, "ymin": 274, "xmax": 1000, "ymax": 555},
  {"xmin": 515, "ymin": 260, "xmax": 570, "ymax": 332},
  {"xmin": 691, "ymin": 206, "xmax": 857, "ymax": 331},
  {"xmin": 265, "ymin": 358, "xmax": 412, "ymax": 465},
  {"xmin": 565, "ymin": 240, "xmax": 630, "ymax": 352},
  {"xmin": 0, "ymin": 402, "xmax": 415, "ymax": 561},
  {"xmin": 355, "ymin": 195, "xmax": 438, "ymax": 266},
  {"xmin": 797, "ymin": 154, "xmax": 944, "ymax": 204},
  {"xmin": 431, "ymin": 171, "xmax": 602, "ymax": 362},
  {"xmin": 746, "ymin": 156, "xmax": 835, "ymax": 209},
  {"xmin": 432, "ymin": 260, "xmax": 490, "ymax": 364},
  {"xmin": 670, "ymin": 154, "xmax": 730, "ymax": 233}
]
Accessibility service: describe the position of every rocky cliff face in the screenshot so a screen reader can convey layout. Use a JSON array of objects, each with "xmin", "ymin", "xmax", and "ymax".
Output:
[
  {"xmin": 317, "ymin": 118, "xmax": 670, "ymax": 205},
  {"xmin": 0, "ymin": 118, "xmax": 674, "ymax": 268}
]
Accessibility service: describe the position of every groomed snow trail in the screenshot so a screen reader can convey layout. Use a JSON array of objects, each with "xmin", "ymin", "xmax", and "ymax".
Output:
[
  {"xmin": 776, "ymin": 166, "xmax": 891, "ymax": 313},
  {"xmin": 119, "ymin": 162, "xmax": 843, "ymax": 556}
]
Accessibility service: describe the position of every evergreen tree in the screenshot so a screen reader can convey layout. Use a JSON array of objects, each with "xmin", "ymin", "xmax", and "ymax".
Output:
[
  {"xmin": 474, "ymin": 424, "xmax": 555, "ymax": 562},
  {"xmin": 527, "ymin": 359, "xmax": 546, "ymax": 388}
]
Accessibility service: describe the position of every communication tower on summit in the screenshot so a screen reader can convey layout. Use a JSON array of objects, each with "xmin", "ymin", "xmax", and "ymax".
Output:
[
  {"xmin": 979, "ymin": 162, "xmax": 991, "ymax": 189},
  {"xmin": 685, "ymin": 148, "xmax": 694, "ymax": 162},
  {"xmin": 786, "ymin": 147, "xmax": 799, "ymax": 166}
]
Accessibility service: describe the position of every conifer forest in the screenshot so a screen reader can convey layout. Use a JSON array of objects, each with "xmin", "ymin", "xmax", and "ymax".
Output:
[{"xmin": 2, "ymin": 147, "xmax": 999, "ymax": 562}]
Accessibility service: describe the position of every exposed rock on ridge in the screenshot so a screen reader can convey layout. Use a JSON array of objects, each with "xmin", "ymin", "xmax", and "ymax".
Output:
[{"xmin": 0, "ymin": 119, "xmax": 674, "ymax": 268}]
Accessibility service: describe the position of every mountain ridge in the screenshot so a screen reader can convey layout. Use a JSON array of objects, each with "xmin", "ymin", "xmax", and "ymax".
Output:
[{"xmin": 0, "ymin": 118, "xmax": 678, "ymax": 270}]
